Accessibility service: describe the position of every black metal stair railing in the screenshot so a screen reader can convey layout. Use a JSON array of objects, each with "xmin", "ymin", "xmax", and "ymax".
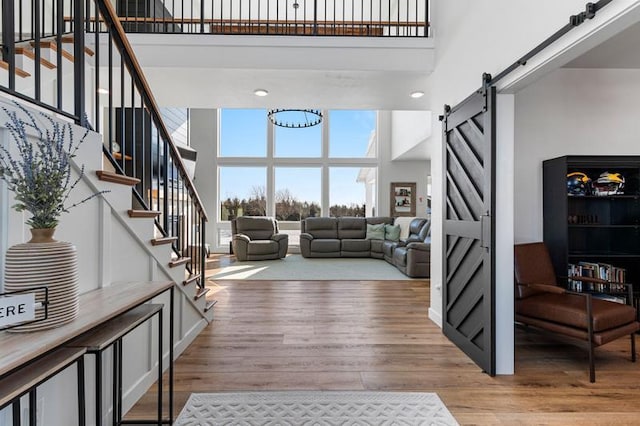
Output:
[
  {"xmin": 92, "ymin": 0, "xmax": 209, "ymax": 286},
  {"xmin": 0, "ymin": 0, "xmax": 86, "ymax": 121},
  {"xmin": 0, "ymin": 0, "xmax": 209, "ymax": 290},
  {"xmin": 103, "ymin": 0, "xmax": 430, "ymax": 37}
]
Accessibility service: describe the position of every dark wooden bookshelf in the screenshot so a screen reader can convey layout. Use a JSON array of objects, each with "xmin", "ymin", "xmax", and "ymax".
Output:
[{"xmin": 543, "ymin": 155, "xmax": 640, "ymax": 305}]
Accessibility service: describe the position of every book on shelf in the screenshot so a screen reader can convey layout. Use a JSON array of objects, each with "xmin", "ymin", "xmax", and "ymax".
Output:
[
  {"xmin": 567, "ymin": 261, "xmax": 627, "ymax": 293},
  {"xmin": 591, "ymin": 293, "xmax": 627, "ymax": 304}
]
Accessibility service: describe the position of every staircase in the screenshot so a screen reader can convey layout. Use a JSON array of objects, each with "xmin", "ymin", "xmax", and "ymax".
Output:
[
  {"xmin": 0, "ymin": 1, "xmax": 217, "ymax": 423},
  {"xmin": 0, "ymin": 0, "xmax": 215, "ymax": 319},
  {"xmin": 93, "ymin": 170, "xmax": 216, "ymax": 317}
]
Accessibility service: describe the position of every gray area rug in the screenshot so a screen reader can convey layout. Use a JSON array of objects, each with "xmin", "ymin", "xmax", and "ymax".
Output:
[
  {"xmin": 175, "ymin": 391, "xmax": 459, "ymax": 426},
  {"xmin": 208, "ymin": 254, "xmax": 415, "ymax": 280}
]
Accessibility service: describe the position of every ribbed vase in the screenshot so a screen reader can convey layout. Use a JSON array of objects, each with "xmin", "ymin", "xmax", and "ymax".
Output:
[{"xmin": 4, "ymin": 229, "xmax": 79, "ymax": 332}]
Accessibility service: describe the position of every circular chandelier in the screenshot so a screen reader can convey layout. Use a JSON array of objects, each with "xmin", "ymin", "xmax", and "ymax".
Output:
[{"xmin": 267, "ymin": 109, "xmax": 323, "ymax": 128}]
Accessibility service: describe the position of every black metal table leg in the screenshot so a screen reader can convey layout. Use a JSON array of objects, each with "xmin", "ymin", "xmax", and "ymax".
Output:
[
  {"xmin": 117, "ymin": 339, "xmax": 123, "ymax": 425},
  {"xmin": 12, "ymin": 400, "xmax": 20, "ymax": 426},
  {"xmin": 169, "ymin": 286, "xmax": 174, "ymax": 423},
  {"xmin": 28, "ymin": 390, "xmax": 36, "ymax": 426},
  {"xmin": 95, "ymin": 351, "xmax": 102, "ymax": 426},
  {"xmin": 158, "ymin": 307, "xmax": 163, "ymax": 425},
  {"xmin": 112, "ymin": 341, "xmax": 119, "ymax": 426},
  {"xmin": 77, "ymin": 356, "xmax": 86, "ymax": 426}
]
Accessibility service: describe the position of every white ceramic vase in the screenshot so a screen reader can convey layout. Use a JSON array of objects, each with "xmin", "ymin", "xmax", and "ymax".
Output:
[{"xmin": 4, "ymin": 228, "xmax": 79, "ymax": 332}]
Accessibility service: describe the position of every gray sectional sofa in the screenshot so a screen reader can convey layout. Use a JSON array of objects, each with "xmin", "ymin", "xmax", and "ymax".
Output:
[{"xmin": 299, "ymin": 216, "xmax": 431, "ymax": 278}]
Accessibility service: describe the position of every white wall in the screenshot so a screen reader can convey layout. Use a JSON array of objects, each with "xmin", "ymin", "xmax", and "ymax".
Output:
[
  {"xmin": 190, "ymin": 109, "xmax": 219, "ymax": 246},
  {"xmin": 515, "ymin": 68, "xmax": 640, "ymax": 243},
  {"xmin": 390, "ymin": 110, "xmax": 432, "ymax": 160},
  {"xmin": 379, "ymin": 111, "xmax": 431, "ymax": 218}
]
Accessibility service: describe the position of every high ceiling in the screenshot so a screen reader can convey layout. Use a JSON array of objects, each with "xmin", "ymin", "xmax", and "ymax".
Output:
[{"xmin": 124, "ymin": 34, "xmax": 435, "ymax": 110}]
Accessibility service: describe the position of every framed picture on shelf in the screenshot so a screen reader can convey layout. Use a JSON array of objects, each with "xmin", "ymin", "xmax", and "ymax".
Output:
[{"xmin": 390, "ymin": 182, "xmax": 416, "ymax": 217}]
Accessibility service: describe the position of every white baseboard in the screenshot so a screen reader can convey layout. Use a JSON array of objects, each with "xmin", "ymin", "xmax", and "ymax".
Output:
[
  {"xmin": 428, "ymin": 307, "xmax": 442, "ymax": 328},
  {"xmin": 122, "ymin": 318, "xmax": 208, "ymax": 415}
]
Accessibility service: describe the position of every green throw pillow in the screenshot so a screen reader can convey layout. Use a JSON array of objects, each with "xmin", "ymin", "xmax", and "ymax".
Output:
[
  {"xmin": 366, "ymin": 223, "xmax": 385, "ymax": 240},
  {"xmin": 384, "ymin": 224, "xmax": 401, "ymax": 241}
]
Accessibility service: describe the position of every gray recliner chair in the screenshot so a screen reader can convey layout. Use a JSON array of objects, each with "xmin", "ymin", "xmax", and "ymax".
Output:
[
  {"xmin": 382, "ymin": 218, "xmax": 429, "ymax": 263},
  {"xmin": 392, "ymin": 220, "xmax": 431, "ymax": 278},
  {"xmin": 231, "ymin": 216, "xmax": 288, "ymax": 261}
]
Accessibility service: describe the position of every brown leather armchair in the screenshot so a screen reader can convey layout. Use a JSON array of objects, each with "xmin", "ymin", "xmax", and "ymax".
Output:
[{"xmin": 514, "ymin": 242, "xmax": 639, "ymax": 382}]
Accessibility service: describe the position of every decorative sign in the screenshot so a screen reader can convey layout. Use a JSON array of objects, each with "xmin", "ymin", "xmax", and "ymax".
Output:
[{"xmin": 0, "ymin": 293, "xmax": 35, "ymax": 327}]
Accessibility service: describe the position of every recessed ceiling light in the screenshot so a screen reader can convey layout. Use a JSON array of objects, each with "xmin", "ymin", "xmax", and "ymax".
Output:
[
  {"xmin": 97, "ymin": 88, "xmax": 109, "ymax": 95},
  {"xmin": 410, "ymin": 91, "xmax": 425, "ymax": 99},
  {"xmin": 254, "ymin": 89, "xmax": 269, "ymax": 97}
]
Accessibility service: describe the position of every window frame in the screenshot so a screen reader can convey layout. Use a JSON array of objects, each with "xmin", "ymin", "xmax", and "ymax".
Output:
[{"xmin": 214, "ymin": 109, "xmax": 379, "ymax": 251}]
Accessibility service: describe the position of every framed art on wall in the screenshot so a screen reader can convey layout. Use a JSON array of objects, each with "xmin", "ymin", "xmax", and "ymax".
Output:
[{"xmin": 390, "ymin": 182, "xmax": 416, "ymax": 217}]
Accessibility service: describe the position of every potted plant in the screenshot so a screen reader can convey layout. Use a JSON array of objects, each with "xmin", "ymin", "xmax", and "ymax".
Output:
[
  {"xmin": 0, "ymin": 102, "xmax": 106, "ymax": 331},
  {"xmin": 0, "ymin": 103, "xmax": 105, "ymax": 241}
]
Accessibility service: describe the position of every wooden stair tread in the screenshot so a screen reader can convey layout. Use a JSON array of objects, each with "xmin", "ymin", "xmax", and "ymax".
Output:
[
  {"xmin": 0, "ymin": 60, "xmax": 31, "ymax": 78},
  {"xmin": 169, "ymin": 257, "xmax": 191, "ymax": 268},
  {"xmin": 60, "ymin": 36, "xmax": 95, "ymax": 56},
  {"xmin": 15, "ymin": 47, "xmax": 56, "ymax": 69},
  {"xmin": 96, "ymin": 170, "xmax": 140, "ymax": 186},
  {"xmin": 151, "ymin": 236, "xmax": 178, "ymax": 246},
  {"xmin": 195, "ymin": 287, "xmax": 210, "ymax": 300},
  {"xmin": 204, "ymin": 300, "xmax": 217, "ymax": 312},
  {"xmin": 128, "ymin": 209, "xmax": 161, "ymax": 218},
  {"xmin": 183, "ymin": 275, "xmax": 201, "ymax": 286},
  {"xmin": 29, "ymin": 40, "xmax": 74, "ymax": 62}
]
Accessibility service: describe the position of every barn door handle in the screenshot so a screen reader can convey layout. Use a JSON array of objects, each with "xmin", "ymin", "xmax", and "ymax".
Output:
[{"xmin": 480, "ymin": 213, "xmax": 491, "ymax": 250}]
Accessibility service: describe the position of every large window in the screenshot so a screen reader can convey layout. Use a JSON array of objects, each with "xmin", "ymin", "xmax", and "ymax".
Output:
[
  {"xmin": 275, "ymin": 123, "xmax": 321, "ymax": 157},
  {"xmin": 219, "ymin": 167, "xmax": 267, "ymax": 220},
  {"xmin": 216, "ymin": 109, "xmax": 378, "ymax": 250},
  {"xmin": 329, "ymin": 110, "xmax": 376, "ymax": 158},
  {"xmin": 275, "ymin": 167, "xmax": 322, "ymax": 220},
  {"xmin": 219, "ymin": 109, "xmax": 267, "ymax": 157},
  {"xmin": 329, "ymin": 167, "xmax": 371, "ymax": 217}
]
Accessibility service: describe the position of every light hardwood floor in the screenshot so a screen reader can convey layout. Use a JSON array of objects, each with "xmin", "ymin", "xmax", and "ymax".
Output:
[{"xmin": 127, "ymin": 272, "xmax": 640, "ymax": 425}]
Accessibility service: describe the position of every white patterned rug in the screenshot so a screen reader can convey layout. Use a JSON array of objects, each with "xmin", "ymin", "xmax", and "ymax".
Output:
[{"xmin": 175, "ymin": 391, "xmax": 459, "ymax": 426}]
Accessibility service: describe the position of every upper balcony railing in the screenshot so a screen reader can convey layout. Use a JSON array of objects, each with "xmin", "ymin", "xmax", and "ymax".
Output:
[{"xmin": 102, "ymin": 0, "xmax": 429, "ymax": 37}]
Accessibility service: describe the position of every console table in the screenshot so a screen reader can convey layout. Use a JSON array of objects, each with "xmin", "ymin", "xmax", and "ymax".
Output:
[{"xmin": 0, "ymin": 281, "xmax": 175, "ymax": 425}]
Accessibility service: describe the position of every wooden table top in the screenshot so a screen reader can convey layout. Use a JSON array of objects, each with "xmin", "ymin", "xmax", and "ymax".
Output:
[{"xmin": 0, "ymin": 281, "xmax": 174, "ymax": 378}]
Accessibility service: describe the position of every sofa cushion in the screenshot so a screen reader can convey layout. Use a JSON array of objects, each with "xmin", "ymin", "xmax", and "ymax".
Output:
[
  {"xmin": 338, "ymin": 217, "xmax": 366, "ymax": 239},
  {"xmin": 365, "ymin": 223, "xmax": 385, "ymax": 240},
  {"xmin": 393, "ymin": 246, "xmax": 408, "ymax": 267},
  {"xmin": 247, "ymin": 240, "xmax": 280, "ymax": 255},
  {"xmin": 370, "ymin": 240, "xmax": 384, "ymax": 258},
  {"xmin": 382, "ymin": 240, "xmax": 398, "ymax": 261},
  {"xmin": 304, "ymin": 218, "xmax": 338, "ymax": 239},
  {"xmin": 342, "ymin": 239, "xmax": 371, "ymax": 252},
  {"xmin": 310, "ymin": 239, "xmax": 341, "ymax": 253},
  {"xmin": 516, "ymin": 293, "xmax": 638, "ymax": 332},
  {"xmin": 384, "ymin": 224, "xmax": 401, "ymax": 241},
  {"xmin": 233, "ymin": 216, "xmax": 276, "ymax": 240}
]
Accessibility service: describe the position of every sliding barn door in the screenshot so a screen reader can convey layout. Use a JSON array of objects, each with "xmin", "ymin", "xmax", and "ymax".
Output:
[{"xmin": 441, "ymin": 83, "xmax": 496, "ymax": 375}]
